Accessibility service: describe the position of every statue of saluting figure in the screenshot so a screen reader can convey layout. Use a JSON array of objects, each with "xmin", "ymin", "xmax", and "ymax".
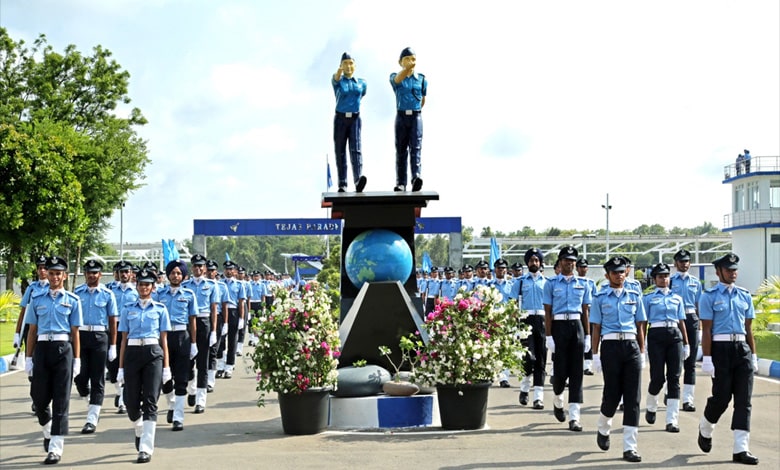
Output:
[
  {"xmin": 390, "ymin": 47, "xmax": 427, "ymax": 192},
  {"xmin": 332, "ymin": 52, "xmax": 367, "ymax": 193}
]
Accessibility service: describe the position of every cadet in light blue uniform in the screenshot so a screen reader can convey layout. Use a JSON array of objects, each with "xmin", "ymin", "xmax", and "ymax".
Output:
[
  {"xmin": 517, "ymin": 249, "xmax": 548, "ymax": 409},
  {"xmin": 492, "ymin": 258, "xmax": 514, "ymax": 388},
  {"xmin": 422, "ymin": 267, "xmax": 442, "ymax": 314},
  {"xmin": 642, "ymin": 263, "xmax": 688, "ymax": 433},
  {"xmin": 458, "ymin": 265, "xmax": 475, "ymax": 292},
  {"xmin": 576, "ymin": 258, "xmax": 598, "ymax": 376},
  {"xmin": 25, "ymin": 256, "xmax": 83, "ymax": 465},
  {"xmin": 473, "ymin": 260, "xmax": 491, "ymax": 287},
  {"xmin": 182, "ymin": 255, "xmax": 219, "ymax": 411},
  {"xmin": 543, "ymin": 246, "xmax": 592, "ymax": 433},
  {"xmin": 332, "ymin": 51, "xmax": 368, "ymax": 193},
  {"xmin": 390, "ymin": 47, "xmax": 427, "ymax": 192},
  {"xmin": 108, "ymin": 260, "xmax": 139, "ymax": 414},
  {"xmin": 14, "ymin": 255, "xmax": 49, "ymax": 355},
  {"xmin": 439, "ymin": 267, "xmax": 458, "ymax": 300},
  {"xmin": 697, "ymin": 253, "xmax": 759, "ymax": 465},
  {"xmin": 670, "ymin": 249, "xmax": 703, "ymax": 412},
  {"xmin": 118, "ymin": 269, "xmax": 171, "ymax": 464},
  {"xmin": 590, "ymin": 256, "xmax": 647, "ymax": 463},
  {"xmin": 74, "ymin": 259, "xmax": 118, "ymax": 435},
  {"xmin": 220, "ymin": 260, "xmax": 246, "ymax": 379},
  {"xmin": 155, "ymin": 260, "xmax": 198, "ymax": 431},
  {"xmin": 208, "ymin": 261, "xmax": 230, "ymax": 383},
  {"xmin": 247, "ymin": 270, "xmax": 266, "ymax": 346}
]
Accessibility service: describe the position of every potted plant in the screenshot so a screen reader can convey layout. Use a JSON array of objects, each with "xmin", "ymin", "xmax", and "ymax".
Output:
[
  {"xmin": 251, "ymin": 281, "xmax": 341, "ymax": 434},
  {"xmin": 378, "ymin": 334, "xmax": 429, "ymax": 396},
  {"xmin": 416, "ymin": 284, "xmax": 528, "ymax": 429}
]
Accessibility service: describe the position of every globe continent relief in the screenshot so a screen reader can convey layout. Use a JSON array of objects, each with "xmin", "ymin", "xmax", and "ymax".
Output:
[{"xmin": 345, "ymin": 229, "xmax": 413, "ymax": 290}]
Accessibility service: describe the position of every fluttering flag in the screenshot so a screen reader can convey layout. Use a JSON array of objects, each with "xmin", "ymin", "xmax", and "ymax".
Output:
[
  {"xmin": 168, "ymin": 240, "xmax": 179, "ymax": 261},
  {"xmin": 422, "ymin": 251, "xmax": 433, "ymax": 273},
  {"xmin": 162, "ymin": 239, "xmax": 180, "ymax": 266},
  {"xmin": 327, "ymin": 161, "xmax": 333, "ymax": 189},
  {"xmin": 489, "ymin": 237, "xmax": 501, "ymax": 271},
  {"xmin": 225, "ymin": 252, "xmax": 231, "ymax": 262}
]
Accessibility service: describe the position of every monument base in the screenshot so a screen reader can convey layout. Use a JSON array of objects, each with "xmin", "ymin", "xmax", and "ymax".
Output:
[{"xmin": 329, "ymin": 394, "xmax": 440, "ymax": 429}]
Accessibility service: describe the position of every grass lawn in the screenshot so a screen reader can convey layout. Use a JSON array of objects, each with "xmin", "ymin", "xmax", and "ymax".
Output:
[
  {"xmin": 0, "ymin": 321, "xmax": 19, "ymax": 356},
  {"xmin": 754, "ymin": 330, "xmax": 780, "ymax": 362}
]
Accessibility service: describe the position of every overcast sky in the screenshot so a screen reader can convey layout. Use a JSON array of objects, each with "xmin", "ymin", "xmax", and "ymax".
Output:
[{"xmin": 3, "ymin": 0, "xmax": 778, "ymax": 243}]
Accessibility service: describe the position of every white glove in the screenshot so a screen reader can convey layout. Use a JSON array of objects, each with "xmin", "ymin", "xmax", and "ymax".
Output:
[
  {"xmin": 190, "ymin": 343, "xmax": 198, "ymax": 360},
  {"xmin": 546, "ymin": 336, "xmax": 555, "ymax": 354},
  {"xmin": 209, "ymin": 331, "xmax": 217, "ymax": 346},
  {"xmin": 221, "ymin": 323, "xmax": 228, "ymax": 336},
  {"xmin": 13, "ymin": 333, "xmax": 21, "ymax": 348},
  {"xmin": 25, "ymin": 357, "xmax": 33, "ymax": 377},
  {"xmin": 584, "ymin": 335, "xmax": 591, "ymax": 353},
  {"xmin": 108, "ymin": 345, "xmax": 117, "ymax": 362},
  {"xmin": 238, "ymin": 318, "xmax": 245, "ymax": 330},
  {"xmin": 640, "ymin": 352, "xmax": 646, "ymax": 369},
  {"xmin": 73, "ymin": 358, "xmax": 81, "ymax": 377},
  {"xmin": 751, "ymin": 354, "xmax": 759, "ymax": 373},
  {"xmin": 117, "ymin": 368, "xmax": 125, "ymax": 384},
  {"xmin": 702, "ymin": 356, "xmax": 715, "ymax": 377},
  {"xmin": 592, "ymin": 354, "xmax": 602, "ymax": 373},
  {"xmin": 683, "ymin": 344, "xmax": 691, "ymax": 360},
  {"xmin": 162, "ymin": 367, "xmax": 172, "ymax": 383}
]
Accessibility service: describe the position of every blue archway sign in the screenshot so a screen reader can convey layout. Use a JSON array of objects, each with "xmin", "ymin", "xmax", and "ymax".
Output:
[{"xmin": 192, "ymin": 217, "xmax": 461, "ymax": 236}]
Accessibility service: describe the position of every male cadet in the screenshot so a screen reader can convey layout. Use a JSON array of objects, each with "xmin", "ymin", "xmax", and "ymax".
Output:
[
  {"xmin": 25, "ymin": 256, "xmax": 83, "ymax": 465},
  {"xmin": 108, "ymin": 260, "xmax": 139, "ymax": 414},
  {"xmin": 543, "ymin": 246, "xmax": 592, "ymax": 432},
  {"xmin": 181, "ymin": 255, "xmax": 219, "ymax": 413},
  {"xmin": 415, "ymin": 269, "xmax": 424, "ymax": 297},
  {"xmin": 474, "ymin": 260, "xmax": 491, "ymax": 286},
  {"xmin": 458, "ymin": 264, "xmax": 475, "ymax": 292},
  {"xmin": 263, "ymin": 270, "xmax": 277, "ymax": 310},
  {"xmin": 576, "ymin": 258, "xmax": 597, "ymax": 375},
  {"xmin": 220, "ymin": 261, "xmax": 246, "ymax": 378},
  {"xmin": 154, "ymin": 260, "xmax": 198, "ymax": 431},
  {"xmin": 670, "ymin": 249, "xmax": 702, "ymax": 412},
  {"xmin": 247, "ymin": 270, "xmax": 266, "ymax": 346},
  {"xmin": 332, "ymin": 51, "xmax": 368, "ymax": 193},
  {"xmin": 516, "ymin": 249, "xmax": 548, "ymax": 409},
  {"xmin": 206, "ymin": 261, "xmax": 229, "ymax": 391},
  {"xmin": 234, "ymin": 266, "xmax": 250, "ymax": 357},
  {"xmin": 74, "ymin": 260, "xmax": 118, "ymax": 434},
  {"xmin": 590, "ymin": 256, "xmax": 647, "ymax": 463},
  {"xmin": 13, "ymin": 256, "xmax": 49, "ymax": 371},
  {"xmin": 697, "ymin": 253, "xmax": 759, "ymax": 465},
  {"xmin": 390, "ymin": 47, "xmax": 427, "ymax": 192},
  {"xmin": 440, "ymin": 267, "xmax": 458, "ymax": 300},
  {"xmin": 492, "ymin": 258, "xmax": 514, "ymax": 388},
  {"xmin": 421, "ymin": 267, "xmax": 442, "ymax": 314}
]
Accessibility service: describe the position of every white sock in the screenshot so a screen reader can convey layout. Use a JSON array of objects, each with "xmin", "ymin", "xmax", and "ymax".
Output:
[
  {"xmin": 519, "ymin": 376, "xmax": 531, "ymax": 393},
  {"xmin": 623, "ymin": 425, "xmax": 639, "ymax": 452},
  {"xmin": 646, "ymin": 393, "xmax": 659, "ymax": 413},
  {"xmin": 597, "ymin": 413, "xmax": 612, "ymax": 435},
  {"xmin": 568, "ymin": 403, "xmax": 580, "ymax": 421},
  {"xmin": 533, "ymin": 386, "xmax": 544, "ymax": 402},
  {"xmin": 553, "ymin": 394, "xmax": 564, "ymax": 409},
  {"xmin": 139, "ymin": 421, "xmax": 156, "ymax": 454},
  {"xmin": 86, "ymin": 404, "xmax": 101, "ymax": 426},
  {"xmin": 666, "ymin": 399, "xmax": 680, "ymax": 425},
  {"xmin": 48, "ymin": 435, "xmax": 64, "ymax": 456},
  {"xmin": 173, "ymin": 395, "xmax": 186, "ymax": 423},
  {"xmin": 196, "ymin": 388, "xmax": 207, "ymax": 407},
  {"xmin": 699, "ymin": 416, "xmax": 715, "ymax": 438},
  {"xmin": 733, "ymin": 430, "xmax": 750, "ymax": 454}
]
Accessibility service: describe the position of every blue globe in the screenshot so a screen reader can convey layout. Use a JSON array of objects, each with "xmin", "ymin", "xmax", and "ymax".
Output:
[{"xmin": 345, "ymin": 229, "xmax": 413, "ymax": 290}]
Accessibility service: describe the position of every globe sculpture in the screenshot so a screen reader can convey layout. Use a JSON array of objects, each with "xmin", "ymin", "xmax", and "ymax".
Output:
[{"xmin": 344, "ymin": 229, "xmax": 413, "ymax": 290}]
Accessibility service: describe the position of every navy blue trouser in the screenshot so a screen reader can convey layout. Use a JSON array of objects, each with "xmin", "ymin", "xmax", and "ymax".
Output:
[
  {"xmin": 124, "ymin": 344, "xmax": 162, "ymax": 422},
  {"xmin": 704, "ymin": 340, "xmax": 753, "ymax": 431},
  {"xmin": 551, "ymin": 319, "xmax": 584, "ymax": 403},
  {"xmin": 600, "ymin": 339, "xmax": 642, "ymax": 426},
  {"xmin": 75, "ymin": 330, "xmax": 108, "ymax": 405},
  {"xmin": 333, "ymin": 113, "xmax": 362, "ymax": 188},
  {"xmin": 394, "ymin": 112, "xmax": 422, "ymax": 186},
  {"xmin": 32, "ymin": 340, "xmax": 73, "ymax": 435},
  {"xmin": 647, "ymin": 327, "xmax": 683, "ymax": 398},
  {"xmin": 683, "ymin": 313, "xmax": 699, "ymax": 386}
]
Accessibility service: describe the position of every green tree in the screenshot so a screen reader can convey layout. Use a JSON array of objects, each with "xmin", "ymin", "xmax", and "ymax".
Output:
[{"xmin": 0, "ymin": 29, "xmax": 149, "ymax": 288}]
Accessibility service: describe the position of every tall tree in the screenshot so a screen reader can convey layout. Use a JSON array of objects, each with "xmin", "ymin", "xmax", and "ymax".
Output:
[{"xmin": 0, "ymin": 28, "xmax": 149, "ymax": 289}]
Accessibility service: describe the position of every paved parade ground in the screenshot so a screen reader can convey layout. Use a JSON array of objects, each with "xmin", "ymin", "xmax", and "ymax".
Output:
[{"xmin": 1, "ymin": 352, "xmax": 778, "ymax": 469}]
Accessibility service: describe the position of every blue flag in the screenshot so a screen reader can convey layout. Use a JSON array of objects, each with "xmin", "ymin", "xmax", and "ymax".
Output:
[
  {"xmin": 225, "ymin": 252, "xmax": 231, "ymax": 262},
  {"xmin": 327, "ymin": 161, "xmax": 333, "ymax": 189},
  {"xmin": 162, "ymin": 239, "xmax": 170, "ymax": 266},
  {"xmin": 422, "ymin": 252, "xmax": 432, "ymax": 273},
  {"xmin": 168, "ymin": 239, "xmax": 179, "ymax": 261},
  {"xmin": 489, "ymin": 237, "xmax": 501, "ymax": 270}
]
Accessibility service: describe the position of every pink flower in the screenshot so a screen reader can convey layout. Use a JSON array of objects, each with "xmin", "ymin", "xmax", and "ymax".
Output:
[{"xmin": 457, "ymin": 299, "xmax": 469, "ymax": 311}]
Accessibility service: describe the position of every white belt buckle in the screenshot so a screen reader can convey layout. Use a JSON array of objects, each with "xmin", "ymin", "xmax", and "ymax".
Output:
[
  {"xmin": 405, "ymin": 110, "xmax": 413, "ymax": 115},
  {"xmin": 345, "ymin": 112, "xmax": 353, "ymax": 118},
  {"xmin": 617, "ymin": 332, "xmax": 627, "ymax": 340}
]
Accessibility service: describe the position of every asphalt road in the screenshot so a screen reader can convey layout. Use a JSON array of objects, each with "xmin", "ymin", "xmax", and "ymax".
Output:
[{"xmin": 1, "ymin": 351, "xmax": 778, "ymax": 469}]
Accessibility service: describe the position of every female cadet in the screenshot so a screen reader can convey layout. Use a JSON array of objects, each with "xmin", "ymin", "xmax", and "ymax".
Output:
[
  {"xmin": 24, "ymin": 256, "xmax": 83, "ymax": 465},
  {"xmin": 590, "ymin": 256, "xmax": 647, "ymax": 463},
  {"xmin": 118, "ymin": 269, "xmax": 171, "ymax": 463},
  {"xmin": 642, "ymin": 263, "xmax": 689, "ymax": 433}
]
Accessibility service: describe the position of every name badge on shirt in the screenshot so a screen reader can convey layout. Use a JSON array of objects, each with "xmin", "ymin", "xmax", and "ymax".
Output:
[{"xmin": 626, "ymin": 300, "xmax": 637, "ymax": 305}]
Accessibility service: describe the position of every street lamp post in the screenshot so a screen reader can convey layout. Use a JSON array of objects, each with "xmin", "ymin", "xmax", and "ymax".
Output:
[
  {"xmin": 119, "ymin": 202, "xmax": 125, "ymax": 259},
  {"xmin": 601, "ymin": 194, "xmax": 612, "ymax": 258}
]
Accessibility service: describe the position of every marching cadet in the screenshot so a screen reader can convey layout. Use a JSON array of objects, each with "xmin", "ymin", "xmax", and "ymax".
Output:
[
  {"xmin": 492, "ymin": 259, "xmax": 514, "ymax": 388},
  {"xmin": 74, "ymin": 260, "xmax": 119, "ymax": 434},
  {"xmin": 107, "ymin": 260, "xmax": 139, "ymax": 414},
  {"xmin": 421, "ymin": 267, "xmax": 442, "ymax": 314},
  {"xmin": 590, "ymin": 256, "xmax": 647, "ymax": 463},
  {"xmin": 14, "ymin": 255, "xmax": 48, "ymax": 414},
  {"xmin": 247, "ymin": 270, "xmax": 266, "ymax": 346},
  {"xmin": 516, "ymin": 249, "xmax": 547, "ymax": 410},
  {"xmin": 235, "ymin": 266, "xmax": 251, "ymax": 356},
  {"xmin": 670, "ymin": 249, "xmax": 702, "ymax": 412},
  {"xmin": 208, "ymin": 261, "xmax": 230, "ymax": 380},
  {"xmin": 458, "ymin": 264, "xmax": 475, "ymax": 292},
  {"xmin": 182, "ymin": 255, "xmax": 219, "ymax": 412},
  {"xmin": 697, "ymin": 253, "xmax": 759, "ymax": 465},
  {"xmin": 576, "ymin": 258, "xmax": 597, "ymax": 376},
  {"xmin": 117, "ymin": 268, "xmax": 171, "ymax": 464},
  {"xmin": 154, "ymin": 260, "xmax": 198, "ymax": 431},
  {"xmin": 439, "ymin": 267, "xmax": 458, "ymax": 300},
  {"xmin": 24, "ymin": 256, "xmax": 83, "ymax": 465},
  {"xmin": 543, "ymin": 246, "xmax": 592, "ymax": 432},
  {"xmin": 220, "ymin": 261, "xmax": 246, "ymax": 379},
  {"xmin": 642, "ymin": 263, "xmax": 688, "ymax": 433},
  {"xmin": 474, "ymin": 260, "xmax": 491, "ymax": 286}
]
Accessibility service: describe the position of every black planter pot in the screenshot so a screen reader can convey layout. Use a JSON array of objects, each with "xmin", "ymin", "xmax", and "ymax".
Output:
[
  {"xmin": 436, "ymin": 382, "xmax": 490, "ymax": 430},
  {"xmin": 277, "ymin": 387, "xmax": 331, "ymax": 435}
]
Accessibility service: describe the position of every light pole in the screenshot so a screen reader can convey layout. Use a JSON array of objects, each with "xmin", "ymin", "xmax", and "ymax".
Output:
[
  {"xmin": 119, "ymin": 202, "xmax": 125, "ymax": 259},
  {"xmin": 601, "ymin": 193, "xmax": 612, "ymax": 258}
]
